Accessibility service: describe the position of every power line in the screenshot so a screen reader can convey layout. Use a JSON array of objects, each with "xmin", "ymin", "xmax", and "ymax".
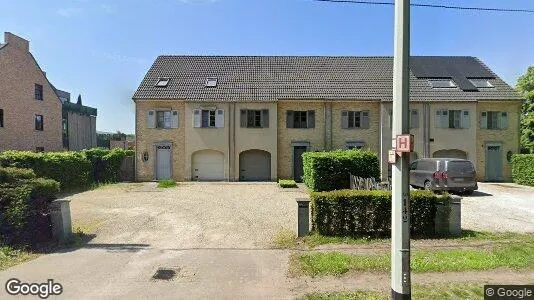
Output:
[{"xmin": 313, "ymin": 0, "xmax": 534, "ymax": 13}]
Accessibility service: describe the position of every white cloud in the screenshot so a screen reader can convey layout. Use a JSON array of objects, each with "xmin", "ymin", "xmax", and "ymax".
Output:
[{"xmin": 56, "ymin": 7, "xmax": 83, "ymax": 18}]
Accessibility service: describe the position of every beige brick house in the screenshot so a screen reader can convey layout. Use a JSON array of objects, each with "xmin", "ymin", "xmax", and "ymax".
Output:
[
  {"xmin": 0, "ymin": 32, "xmax": 63, "ymax": 151},
  {"xmin": 133, "ymin": 56, "xmax": 522, "ymax": 182}
]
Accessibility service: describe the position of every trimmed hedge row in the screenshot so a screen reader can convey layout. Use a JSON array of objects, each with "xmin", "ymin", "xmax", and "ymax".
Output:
[
  {"xmin": 84, "ymin": 148, "xmax": 134, "ymax": 183},
  {"xmin": 0, "ymin": 167, "xmax": 60, "ymax": 246},
  {"xmin": 512, "ymin": 154, "xmax": 534, "ymax": 186},
  {"xmin": 303, "ymin": 150, "xmax": 380, "ymax": 192},
  {"xmin": 0, "ymin": 151, "xmax": 92, "ymax": 191},
  {"xmin": 310, "ymin": 190, "xmax": 445, "ymax": 238}
]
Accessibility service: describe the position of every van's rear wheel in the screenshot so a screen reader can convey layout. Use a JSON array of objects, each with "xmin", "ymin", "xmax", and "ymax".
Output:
[{"xmin": 424, "ymin": 180, "xmax": 432, "ymax": 191}]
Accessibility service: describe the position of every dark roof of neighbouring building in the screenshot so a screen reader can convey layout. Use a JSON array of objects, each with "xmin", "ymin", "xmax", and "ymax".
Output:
[{"xmin": 132, "ymin": 56, "xmax": 522, "ymax": 102}]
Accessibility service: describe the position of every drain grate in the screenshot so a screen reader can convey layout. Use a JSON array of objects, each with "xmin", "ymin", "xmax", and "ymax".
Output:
[{"xmin": 152, "ymin": 267, "xmax": 180, "ymax": 281}]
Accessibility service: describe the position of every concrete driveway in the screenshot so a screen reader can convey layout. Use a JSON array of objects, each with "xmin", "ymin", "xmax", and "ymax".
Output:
[
  {"xmin": 0, "ymin": 182, "xmax": 306, "ymax": 299},
  {"xmin": 462, "ymin": 182, "xmax": 534, "ymax": 233}
]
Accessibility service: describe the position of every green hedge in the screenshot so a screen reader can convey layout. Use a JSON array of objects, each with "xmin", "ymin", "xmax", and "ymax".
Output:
[
  {"xmin": 310, "ymin": 190, "xmax": 444, "ymax": 238},
  {"xmin": 0, "ymin": 167, "xmax": 60, "ymax": 246},
  {"xmin": 512, "ymin": 154, "xmax": 534, "ymax": 186},
  {"xmin": 84, "ymin": 148, "xmax": 133, "ymax": 183},
  {"xmin": 303, "ymin": 150, "xmax": 380, "ymax": 192},
  {"xmin": 0, "ymin": 151, "xmax": 91, "ymax": 191}
]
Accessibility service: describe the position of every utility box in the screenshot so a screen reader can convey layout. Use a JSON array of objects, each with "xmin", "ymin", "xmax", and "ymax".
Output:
[
  {"xmin": 50, "ymin": 199, "xmax": 73, "ymax": 242},
  {"xmin": 435, "ymin": 195, "xmax": 462, "ymax": 237},
  {"xmin": 296, "ymin": 198, "xmax": 311, "ymax": 237}
]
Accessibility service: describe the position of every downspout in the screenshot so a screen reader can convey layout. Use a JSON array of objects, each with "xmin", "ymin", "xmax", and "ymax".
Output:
[
  {"xmin": 234, "ymin": 102, "xmax": 237, "ymax": 181},
  {"xmin": 228, "ymin": 102, "xmax": 232, "ymax": 182}
]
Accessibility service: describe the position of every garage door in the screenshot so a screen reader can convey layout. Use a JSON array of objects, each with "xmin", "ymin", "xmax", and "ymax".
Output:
[
  {"xmin": 192, "ymin": 150, "xmax": 224, "ymax": 181},
  {"xmin": 239, "ymin": 150, "xmax": 271, "ymax": 181},
  {"xmin": 433, "ymin": 149, "xmax": 467, "ymax": 159}
]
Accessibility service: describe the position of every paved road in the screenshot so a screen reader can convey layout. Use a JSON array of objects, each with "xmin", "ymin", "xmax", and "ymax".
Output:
[{"xmin": 461, "ymin": 182, "xmax": 534, "ymax": 233}]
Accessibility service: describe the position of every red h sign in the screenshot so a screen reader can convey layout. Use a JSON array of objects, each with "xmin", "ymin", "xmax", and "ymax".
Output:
[{"xmin": 395, "ymin": 134, "xmax": 413, "ymax": 153}]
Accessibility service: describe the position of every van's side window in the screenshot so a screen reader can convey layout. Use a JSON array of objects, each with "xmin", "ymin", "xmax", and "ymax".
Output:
[{"xmin": 410, "ymin": 162, "xmax": 417, "ymax": 170}]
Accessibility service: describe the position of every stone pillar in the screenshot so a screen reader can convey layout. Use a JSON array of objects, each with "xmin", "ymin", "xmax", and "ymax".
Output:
[
  {"xmin": 50, "ymin": 199, "xmax": 72, "ymax": 242},
  {"xmin": 296, "ymin": 198, "xmax": 311, "ymax": 237}
]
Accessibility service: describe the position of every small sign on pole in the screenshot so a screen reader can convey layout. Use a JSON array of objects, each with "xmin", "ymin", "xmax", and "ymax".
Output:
[
  {"xmin": 388, "ymin": 150, "xmax": 397, "ymax": 164},
  {"xmin": 395, "ymin": 134, "xmax": 414, "ymax": 153}
]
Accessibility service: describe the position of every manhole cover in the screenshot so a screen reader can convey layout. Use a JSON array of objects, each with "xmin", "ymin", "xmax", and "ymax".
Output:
[{"xmin": 152, "ymin": 267, "xmax": 180, "ymax": 281}]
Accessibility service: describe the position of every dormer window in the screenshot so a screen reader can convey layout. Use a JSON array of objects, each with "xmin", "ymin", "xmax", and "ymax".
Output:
[
  {"xmin": 155, "ymin": 77, "xmax": 170, "ymax": 87},
  {"xmin": 205, "ymin": 77, "xmax": 218, "ymax": 87},
  {"xmin": 429, "ymin": 79, "xmax": 457, "ymax": 88},
  {"xmin": 469, "ymin": 78, "xmax": 494, "ymax": 88}
]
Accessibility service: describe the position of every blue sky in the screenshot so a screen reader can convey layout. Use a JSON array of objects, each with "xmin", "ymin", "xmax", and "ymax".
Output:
[{"xmin": 1, "ymin": 0, "xmax": 533, "ymax": 133}]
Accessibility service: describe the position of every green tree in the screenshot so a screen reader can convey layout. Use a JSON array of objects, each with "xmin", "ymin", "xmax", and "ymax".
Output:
[{"xmin": 517, "ymin": 66, "xmax": 534, "ymax": 153}]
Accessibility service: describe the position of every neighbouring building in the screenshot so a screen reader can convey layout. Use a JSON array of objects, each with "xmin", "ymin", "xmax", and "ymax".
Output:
[
  {"xmin": 132, "ymin": 56, "xmax": 523, "ymax": 182},
  {"xmin": 56, "ymin": 91, "xmax": 97, "ymax": 150},
  {"xmin": 0, "ymin": 32, "xmax": 97, "ymax": 152},
  {"xmin": 0, "ymin": 32, "xmax": 63, "ymax": 152}
]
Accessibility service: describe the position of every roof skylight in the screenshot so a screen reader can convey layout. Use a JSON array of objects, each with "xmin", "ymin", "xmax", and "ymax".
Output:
[
  {"xmin": 205, "ymin": 77, "xmax": 218, "ymax": 87},
  {"xmin": 469, "ymin": 78, "xmax": 494, "ymax": 88},
  {"xmin": 429, "ymin": 79, "xmax": 457, "ymax": 88},
  {"xmin": 155, "ymin": 77, "xmax": 170, "ymax": 87}
]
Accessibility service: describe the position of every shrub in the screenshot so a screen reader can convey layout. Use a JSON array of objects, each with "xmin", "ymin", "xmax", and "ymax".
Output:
[
  {"xmin": 157, "ymin": 179, "xmax": 176, "ymax": 188},
  {"xmin": 303, "ymin": 150, "xmax": 380, "ymax": 192},
  {"xmin": 0, "ymin": 167, "xmax": 36, "ymax": 183},
  {"xmin": 84, "ymin": 148, "xmax": 133, "ymax": 183},
  {"xmin": 0, "ymin": 151, "xmax": 91, "ymax": 191},
  {"xmin": 512, "ymin": 154, "xmax": 534, "ymax": 186},
  {"xmin": 279, "ymin": 179, "xmax": 298, "ymax": 188},
  {"xmin": 0, "ymin": 168, "xmax": 60, "ymax": 247},
  {"xmin": 310, "ymin": 190, "xmax": 444, "ymax": 238}
]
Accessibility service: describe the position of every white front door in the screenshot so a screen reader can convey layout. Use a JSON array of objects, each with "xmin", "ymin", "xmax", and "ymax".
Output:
[{"xmin": 156, "ymin": 145, "xmax": 171, "ymax": 180}]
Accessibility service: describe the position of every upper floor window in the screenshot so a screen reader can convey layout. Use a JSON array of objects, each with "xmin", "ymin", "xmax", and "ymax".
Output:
[
  {"xmin": 35, "ymin": 84, "xmax": 43, "ymax": 100},
  {"xmin": 286, "ymin": 110, "xmax": 315, "ymax": 129},
  {"xmin": 341, "ymin": 110, "xmax": 369, "ymax": 129},
  {"xmin": 469, "ymin": 78, "xmax": 494, "ymax": 88},
  {"xmin": 435, "ymin": 109, "xmax": 470, "ymax": 129},
  {"xmin": 240, "ymin": 109, "xmax": 269, "ymax": 128},
  {"xmin": 35, "ymin": 115, "xmax": 44, "ymax": 131},
  {"xmin": 193, "ymin": 108, "xmax": 224, "ymax": 128},
  {"xmin": 481, "ymin": 111, "xmax": 508, "ymax": 130},
  {"xmin": 429, "ymin": 79, "xmax": 457, "ymax": 88},
  {"xmin": 147, "ymin": 110, "xmax": 178, "ymax": 129},
  {"xmin": 410, "ymin": 109, "xmax": 419, "ymax": 128},
  {"xmin": 0, "ymin": 109, "xmax": 4, "ymax": 128}
]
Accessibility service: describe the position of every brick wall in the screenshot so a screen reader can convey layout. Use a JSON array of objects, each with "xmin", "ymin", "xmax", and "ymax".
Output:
[
  {"xmin": 331, "ymin": 101, "xmax": 381, "ymax": 153},
  {"xmin": 0, "ymin": 33, "xmax": 62, "ymax": 151}
]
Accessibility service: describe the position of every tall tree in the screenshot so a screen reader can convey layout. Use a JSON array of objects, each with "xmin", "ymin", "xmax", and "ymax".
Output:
[{"xmin": 517, "ymin": 66, "xmax": 534, "ymax": 153}]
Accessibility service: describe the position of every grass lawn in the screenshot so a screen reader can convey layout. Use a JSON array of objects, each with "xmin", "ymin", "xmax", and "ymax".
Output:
[
  {"xmin": 293, "ymin": 241, "xmax": 534, "ymax": 276},
  {"xmin": 279, "ymin": 179, "xmax": 298, "ymax": 188},
  {"xmin": 0, "ymin": 246, "xmax": 40, "ymax": 271},
  {"xmin": 157, "ymin": 179, "xmax": 177, "ymax": 188},
  {"xmin": 304, "ymin": 282, "xmax": 484, "ymax": 300}
]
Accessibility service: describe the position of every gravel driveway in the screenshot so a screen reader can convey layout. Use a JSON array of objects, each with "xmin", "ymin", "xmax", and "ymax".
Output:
[
  {"xmin": 461, "ymin": 182, "xmax": 534, "ymax": 233},
  {"xmin": 71, "ymin": 182, "xmax": 304, "ymax": 249}
]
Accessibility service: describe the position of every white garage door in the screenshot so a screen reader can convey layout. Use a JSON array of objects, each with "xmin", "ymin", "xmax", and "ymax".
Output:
[{"xmin": 192, "ymin": 150, "xmax": 224, "ymax": 181}]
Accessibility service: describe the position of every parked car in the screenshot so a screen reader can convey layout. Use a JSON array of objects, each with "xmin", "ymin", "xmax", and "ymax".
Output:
[{"xmin": 409, "ymin": 158, "xmax": 478, "ymax": 194}]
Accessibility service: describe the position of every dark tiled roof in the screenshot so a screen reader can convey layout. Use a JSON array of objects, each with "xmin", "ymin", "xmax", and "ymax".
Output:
[{"xmin": 132, "ymin": 56, "xmax": 522, "ymax": 102}]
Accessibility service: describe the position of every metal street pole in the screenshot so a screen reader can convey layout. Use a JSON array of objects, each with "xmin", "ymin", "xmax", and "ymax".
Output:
[{"xmin": 391, "ymin": 0, "xmax": 411, "ymax": 299}]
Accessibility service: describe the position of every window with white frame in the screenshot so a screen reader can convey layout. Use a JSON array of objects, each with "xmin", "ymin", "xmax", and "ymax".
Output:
[
  {"xmin": 435, "ymin": 109, "xmax": 470, "ymax": 129},
  {"xmin": 481, "ymin": 111, "xmax": 508, "ymax": 130},
  {"xmin": 147, "ymin": 110, "xmax": 178, "ymax": 129},
  {"xmin": 193, "ymin": 108, "xmax": 224, "ymax": 128},
  {"xmin": 341, "ymin": 110, "xmax": 369, "ymax": 129}
]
